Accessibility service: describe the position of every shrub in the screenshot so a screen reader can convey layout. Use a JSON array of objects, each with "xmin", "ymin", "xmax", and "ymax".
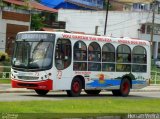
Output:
[{"xmin": 0, "ymin": 52, "xmax": 9, "ymax": 61}]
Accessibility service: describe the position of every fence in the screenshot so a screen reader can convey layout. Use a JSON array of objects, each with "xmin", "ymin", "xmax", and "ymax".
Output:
[
  {"xmin": 151, "ymin": 71, "xmax": 160, "ymax": 84},
  {"xmin": 0, "ymin": 66, "xmax": 11, "ymax": 79},
  {"xmin": 0, "ymin": 66, "xmax": 159, "ymax": 84}
]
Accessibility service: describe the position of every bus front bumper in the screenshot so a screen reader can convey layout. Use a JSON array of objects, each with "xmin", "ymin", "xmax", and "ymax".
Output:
[{"xmin": 11, "ymin": 79, "xmax": 53, "ymax": 90}]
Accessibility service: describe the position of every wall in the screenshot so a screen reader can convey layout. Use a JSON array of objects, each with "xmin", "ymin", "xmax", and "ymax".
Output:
[
  {"xmin": 0, "ymin": 10, "xmax": 30, "ymax": 53},
  {"xmin": 0, "ymin": 9, "xmax": 6, "ymax": 52},
  {"xmin": 58, "ymin": 9, "xmax": 160, "ymax": 59},
  {"xmin": 2, "ymin": 11, "xmax": 30, "ymax": 22},
  {"xmin": 58, "ymin": 9, "xmax": 160, "ymax": 40}
]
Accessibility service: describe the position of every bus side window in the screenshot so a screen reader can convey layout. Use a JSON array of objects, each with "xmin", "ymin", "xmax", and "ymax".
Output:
[
  {"xmin": 116, "ymin": 44, "xmax": 131, "ymax": 72},
  {"xmin": 88, "ymin": 42, "xmax": 101, "ymax": 71},
  {"xmin": 132, "ymin": 46, "xmax": 147, "ymax": 72},
  {"xmin": 73, "ymin": 41, "xmax": 87, "ymax": 71},
  {"xmin": 55, "ymin": 39, "xmax": 71, "ymax": 70}
]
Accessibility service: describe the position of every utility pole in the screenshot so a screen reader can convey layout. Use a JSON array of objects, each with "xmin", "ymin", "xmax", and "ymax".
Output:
[
  {"xmin": 95, "ymin": 26, "xmax": 99, "ymax": 35},
  {"xmin": 150, "ymin": 0, "xmax": 156, "ymax": 59},
  {"xmin": 104, "ymin": 0, "xmax": 109, "ymax": 35},
  {"xmin": 151, "ymin": 0, "xmax": 156, "ymax": 45}
]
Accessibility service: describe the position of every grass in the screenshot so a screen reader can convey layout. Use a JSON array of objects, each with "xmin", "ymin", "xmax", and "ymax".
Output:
[
  {"xmin": 0, "ymin": 98, "xmax": 160, "ymax": 118},
  {"xmin": 0, "ymin": 79, "xmax": 11, "ymax": 84}
]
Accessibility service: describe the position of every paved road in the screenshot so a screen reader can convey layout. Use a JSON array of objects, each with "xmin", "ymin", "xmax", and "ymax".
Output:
[
  {"xmin": 0, "ymin": 84, "xmax": 10, "ymax": 90},
  {"xmin": 0, "ymin": 91, "xmax": 160, "ymax": 102}
]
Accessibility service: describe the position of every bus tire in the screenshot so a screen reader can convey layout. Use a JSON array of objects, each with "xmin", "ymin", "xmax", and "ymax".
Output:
[
  {"xmin": 66, "ymin": 78, "xmax": 82, "ymax": 97},
  {"xmin": 112, "ymin": 78, "xmax": 131, "ymax": 97},
  {"xmin": 120, "ymin": 78, "xmax": 131, "ymax": 97},
  {"xmin": 84, "ymin": 90, "xmax": 101, "ymax": 95},
  {"xmin": 35, "ymin": 90, "xmax": 49, "ymax": 96}
]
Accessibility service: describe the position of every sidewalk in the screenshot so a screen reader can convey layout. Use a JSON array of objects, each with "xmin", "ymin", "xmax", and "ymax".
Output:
[
  {"xmin": 131, "ymin": 84, "xmax": 160, "ymax": 92},
  {"xmin": 0, "ymin": 84, "xmax": 160, "ymax": 93}
]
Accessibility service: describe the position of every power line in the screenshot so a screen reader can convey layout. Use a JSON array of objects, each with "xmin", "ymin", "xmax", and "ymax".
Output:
[
  {"xmin": 108, "ymin": 18, "xmax": 136, "ymax": 26},
  {"xmin": 145, "ymin": 8, "xmax": 152, "ymax": 23},
  {"xmin": 102, "ymin": 23, "xmax": 139, "ymax": 32}
]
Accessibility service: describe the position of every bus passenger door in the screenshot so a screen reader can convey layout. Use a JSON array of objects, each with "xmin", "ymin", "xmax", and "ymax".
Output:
[{"xmin": 54, "ymin": 38, "xmax": 72, "ymax": 90}]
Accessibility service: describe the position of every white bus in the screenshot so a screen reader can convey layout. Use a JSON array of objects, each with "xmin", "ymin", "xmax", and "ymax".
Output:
[{"xmin": 11, "ymin": 31, "xmax": 151, "ymax": 97}]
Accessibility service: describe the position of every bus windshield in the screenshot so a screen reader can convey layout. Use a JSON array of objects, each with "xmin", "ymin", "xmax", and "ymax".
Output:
[{"xmin": 12, "ymin": 33, "xmax": 54, "ymax": 71}]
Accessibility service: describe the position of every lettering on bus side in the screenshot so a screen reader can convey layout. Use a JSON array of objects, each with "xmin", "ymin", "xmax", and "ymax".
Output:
[
  {"xmin": 118, "ymin": 40, "xmax": 147, "ymax": 45},
  {"xmin": 75, "ymin": 71, "xmax": 91, "ymax": 75},
  {"xmin": 131, "ymin": 41, "xmax": 146, "ymax": 45},
  {"xmin": 62, "ymin": 34, "xmax": 111, "ymax": 43}
]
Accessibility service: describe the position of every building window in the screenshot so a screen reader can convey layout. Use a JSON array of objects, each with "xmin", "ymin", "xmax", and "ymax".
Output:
[
  {"xmin": 97, "ymin": 0, "xmax": 103, "ymax": 5},
  {"xmin": 146, "ymin": 24, "xmax": 160, "ymax": 35},
  {"xmin": 55, "ymin": 39, "xmax": 71, "ymax": 70},
  {"xmin": 146, "ymin": 25, "xmax": 151, "ymax": 34},
  {"xmin": 88, "ymin": 42, "xmax": 101, "ymax": 71},
  {"xmin": 158, "ymin": 42, "xmax": 160, "ymax": 59},
  {"xmin": 133, "ymin": 3, "xmax": 148, "ymax": 11},
  {"xmin": 140, "ymin": 24, "xmax": 145, "ymax": 34},
  {"xmin": 73, "ymin": 41, "xmax": 87, "ymax": 71},
  {"xmin": 132, "ymin": 46, "xmax": 147, "ymax": 72},
  {"xmin": 116, "ymin": 44, "xmax": 131, "ymax": 72}
]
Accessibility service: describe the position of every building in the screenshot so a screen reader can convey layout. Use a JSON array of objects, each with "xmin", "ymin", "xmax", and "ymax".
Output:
[
  {"xmin": 112, "ymin": 0, "xmax": 160, "ymax": 12},
  {"xmin": 41, "ymin": 0, "xmax": 104, "ymax": 10},
  {"xmin": 0, "ymin": 0, "xmax": 57, "ymax": 56},
  {"xmin": 58, "ymin": 9, "xmax": 160, "ymax": 59}
]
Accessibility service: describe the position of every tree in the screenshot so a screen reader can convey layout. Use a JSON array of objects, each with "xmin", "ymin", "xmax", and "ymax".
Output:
[
  {"xmin": 103, "ymin": 0, "xmax": 112, "ymax": 10},
  {"xmin": 31, "ymin": 14, "xmax": 44, "ymax": 30}
]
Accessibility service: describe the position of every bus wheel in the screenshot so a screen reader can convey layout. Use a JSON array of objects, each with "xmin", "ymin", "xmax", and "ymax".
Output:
[
  {"xmin": 112, "ymin": 78, "xmax": 130, "ymax": 97},
  {"xmin": 66, "ymin": 78, "xmax": 82, "ymax": 97},
  {"xmin": 35, "ymin": 90, "xmax": 49, "ymax": 96},
  {"xmin": 120, "ymin": 78, "xmax": 130, "ymax": 97},
  {"xmin": 84, "ymin": 90, "xmax": 101, "ymax": 95}
]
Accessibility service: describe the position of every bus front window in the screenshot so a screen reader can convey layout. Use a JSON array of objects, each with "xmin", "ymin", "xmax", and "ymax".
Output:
[
  {"xmin": 30, "ymin": 42, "xmax": 53, "ymax": 69},
  {"xmin": 12, "ymin": 42, "xmax": 30, "ymax": 68},
  {"xmin": 12, "ymin": 41, "xmax": 54, "ymax": 71}
]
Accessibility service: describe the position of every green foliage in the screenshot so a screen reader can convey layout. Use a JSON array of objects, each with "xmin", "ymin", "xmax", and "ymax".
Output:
[
  {"xmin": 0, "ymin": 99, "xmax": 160, "ymax": 115},
  {"xmin": 0, "ymin": 52, "xmax": 9, "ymax": 61},
  {"xmin": 0, "ymin": 1, "xmax": 7, "ymax": 8},
  {"xmin": 0, "ymin": 79, "xmax": 11, "ymax": 84},
  {"xmin": 31, "ymin": 14, "xmax": 44, "ymax": 30},
  {"xmin": 103, "ymin": 0, "xmax": 112, "ymax": 10}
]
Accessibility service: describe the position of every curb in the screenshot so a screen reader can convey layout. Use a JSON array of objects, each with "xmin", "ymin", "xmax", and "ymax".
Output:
[
  {"xmin": 0, "ymin": 91, "xmax": 34, "ymax": 93},
  {"xmin": 0, "ymin": 89, "xmax": 160, "ymax": 93},
  {"xmin": 131, "ymin": 90, "xmax": 160, "ymax": 92},
  {"xmin": 0, "ymin": 84, "xmax": 159, "ymax": 93}
]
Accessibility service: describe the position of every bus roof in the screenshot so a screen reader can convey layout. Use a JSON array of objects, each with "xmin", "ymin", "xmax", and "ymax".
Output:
[{"xmin": 18, "ymin": 31, "xmax": 150, "ymax": 46}]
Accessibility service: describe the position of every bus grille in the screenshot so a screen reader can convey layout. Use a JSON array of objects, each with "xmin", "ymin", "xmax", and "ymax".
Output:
[
  {"xmin": 18, "ymin": 76, "xmax": 39, "ymax": 80},
  {"xmin": 17, "ymin": 83, "xmax": 38, "ymax": 87}
]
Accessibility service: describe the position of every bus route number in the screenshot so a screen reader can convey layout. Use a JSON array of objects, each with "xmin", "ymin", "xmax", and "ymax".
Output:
[{"xmin": 57, "ymin": 70, "xmax": 62, "ymax": 79}]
